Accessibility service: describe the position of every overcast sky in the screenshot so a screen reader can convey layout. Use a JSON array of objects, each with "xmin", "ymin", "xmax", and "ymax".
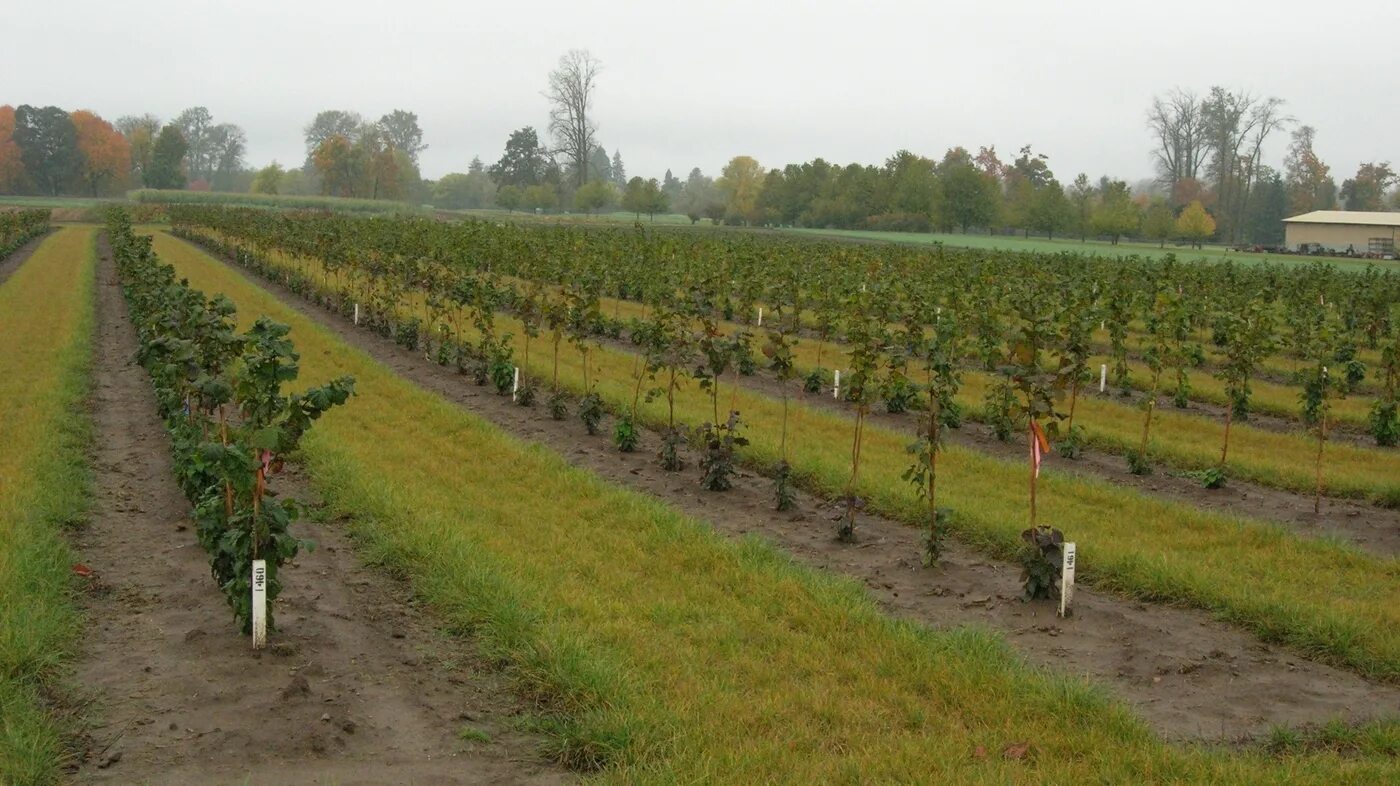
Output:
[{"xmin": 7, "ymin": 0, "xmax": 1397, "ymax": 184}]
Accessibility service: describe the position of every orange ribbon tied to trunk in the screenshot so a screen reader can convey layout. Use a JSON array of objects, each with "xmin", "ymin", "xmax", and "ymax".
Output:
[{"xmin": 1030, "ymin": 421, "xmax": 1050, "ymax": 479}]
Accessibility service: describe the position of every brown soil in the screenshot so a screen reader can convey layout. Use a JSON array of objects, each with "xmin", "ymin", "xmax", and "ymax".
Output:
[
  {"xmin": 72, "ymin": 240, "xmax": 570, "ymax": 784},
  {"xmin": 185, "ymin": 234, "xmax": 1400, "ymax": 743},
  {"xmin": 0, "ymin": 229, "xmax": 52, "ymax": 286}
]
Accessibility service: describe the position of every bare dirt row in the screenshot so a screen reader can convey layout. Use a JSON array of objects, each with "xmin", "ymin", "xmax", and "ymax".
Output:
[{"xmin": 178, "ymin": 233, "xmax": 1400, "ymax": 742}]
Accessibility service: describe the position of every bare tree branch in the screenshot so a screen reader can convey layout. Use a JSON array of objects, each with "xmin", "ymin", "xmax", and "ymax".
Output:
[{"xmin": 545, "ymin": 49, "xmax": 601, "ymax": 189}]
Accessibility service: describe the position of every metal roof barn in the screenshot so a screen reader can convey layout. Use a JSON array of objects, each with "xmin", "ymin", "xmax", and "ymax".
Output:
[{"xmin": 1283, "ymin": 211, "xmax": 1400, "ymax": 256}]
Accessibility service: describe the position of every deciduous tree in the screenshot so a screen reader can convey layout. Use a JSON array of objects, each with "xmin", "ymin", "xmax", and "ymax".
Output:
[
  {"xmin": 495, "ymin": 184, "xmax": 523, "ymax": 212},
  {"xmin": 14, "ymin": 105, "xmax": 79, "ymax": 196},
  {"xmin": 1142, "ymin": 198, "xmax": 1176, "ymax": 247},
  {"xmin": 1146, "ymin": 89, "xmax": 1209, "ymax": 203},
  {"xmin": 71, "ymin": 110, "xmax": 130, "ymax": 195},
  {"xmin": 1340, "ymin": 162, "xmax": 1397, "ymax": 211},
  {"xmin": 433, "ymin": 170, "xmax": 495, "ymax": 209},
  {"xmin": 146, "ymin": 125, "xmax": 187, "ymax": 189},
  {"xmin": 172, "ymin": 106, "xmax": 215, "ymax": 182},
  {"xmin": 1092, "ymin": 180, "xmax": 1141, "ymax": 244},
  {"xmin": 303, "ymin": 110, "xmax": 364, "ymax": 169},
  {"xmin": 312, "ymin": 134, "xmax": 358, "ymax": 197},
  {"xmin": 0, "ymin": 105, "xmax": 27, "ymax": 193},
  {"xmin": 115, "ymin": 114, "xmax": 161, "ymax": 187},
  {"xmin": 1028, "ymin": 179, "xmax": 1072, "ymax": 239},
  {"xmin": 572, "ymin": 178, "xmax": 615, "ymax": 213},
  {"xmin": 251, "ymin": 162, "xmax": 284, "ymax": 194},
  {"xmin": 1175, "ymin": 200, "xmax": 1215, "ymax": 248},
  {"xmin": 546, "ymin": 49, "xmax": 601, "ymax": 188},
  {"xmin": 523, "ymin": 183, "xmax": 558, "ymax": 211},
  {"xmin": 376, "ymin": 109, "xmax": 427, "ymax": 163},
  {"xmin": 1283, "ymin": 125, "xmax": 1337, "ymax": 214},
  {"xmin": 718, "ymin": 155, "xmax": 766, "ymax": 224},
  {"xmin": 1068, "ymin": 173, "xmax": 1094, "ymax": 240},
  {"xmin": 207, "ymin": 123, "xmax": 247, "ymax": 191}
]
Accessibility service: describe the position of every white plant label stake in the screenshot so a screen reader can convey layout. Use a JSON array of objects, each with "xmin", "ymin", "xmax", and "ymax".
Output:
[
  {"xmin": 756, "ymin": 307, "xmax": 763, "ymax": 326},
  {"xmin": 1099, "ymin": 364, "xmax": 1107, "ymax": 393},
  {"xmin": 251, "ymin": 559, "xmax": 268, "ymax": 649},
  {"xmin": 833, "ymin": 369, "xmax": 841, "ymax": 399},
  {"xmin": 511, "ymin": 366, "xmax": 520, "ymax": 402},
  {"xmin": 1059, "ymin": 543, "xmax": 1076, "ymax": 618},
  {"xmin": 353, "ymin": 303, "xmax": 360, "ymax": 326}
]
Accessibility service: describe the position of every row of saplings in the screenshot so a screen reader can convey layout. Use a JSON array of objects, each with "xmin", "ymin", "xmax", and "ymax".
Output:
[
  {"xmin": 176, "ymin": 226, "xmax": 1073, "ymax": 602},
  {"xmin": 0, "ymin": 208, "xmax": 50, "ymax": 258},
  {"xmin": 109, "ymin": 210, "xmax": 354, "ymax": 635}
]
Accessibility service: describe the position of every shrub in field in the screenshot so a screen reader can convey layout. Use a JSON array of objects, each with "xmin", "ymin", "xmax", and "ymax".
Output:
[
  {"xmin": 564, "ymin": 280, "xmax": 604, "ymax": 433},
  {"xmin": 763, "ymin": 299, "xmax": 801, "ymax": 510},
  {"xmin": 698, "ymin": 412, "xmax": 748, "ymax": 491},
  {"xmin": 1370, "ymin": 332, "xmax": 1399, "ymax": 446},
  {"xmin": 1127, "ymin": 290, "xmax": 1174, "ymax": 475},
  {"xmin": 0, "ymin": 208, "xmax": 49, "ymax": 256},
  {"xmin": 836, "ymin": 290, "xmax": 886, "ymax": 542},
  {"xmin": 1214, "ymin": 300, "xmax": 1275, "ymax": 468},
  {"xmin": 1018, "ymin": 524, "xmax": 1066, "ymax": 600},
  {"xmin": 1054, "ymin": 296, "xmax": 1095, "ymax": 458},
  {"xmin": 108, "ymin": 209, "xmax": 354, "ymax": 634},
  {"xmin": 1298, "ymin": 308, "xmax": 1347, "ymax": 515},
  {"xmin": 903, "ymin": 308, "xmax": 964, "ymax": 565}
]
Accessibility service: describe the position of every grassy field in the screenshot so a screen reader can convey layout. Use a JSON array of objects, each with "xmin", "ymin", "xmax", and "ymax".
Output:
[
  {"xmin": 784, "ymin": 227, "xmax": 1390, "ymax": 270},
  {"xmin": 162, "ymin": 232, "xmax": 1400, "ymax": 682},
  {"xmin": 0, "ymin": 195, "xmax": 111, "ymax": 210},
  {"xmin": 0, "ymin": 228, "xmax": 95, "ymax": 784},
  {"xmin": 129, "ymin": 189, "xmax": 426, "ymax": 214},
  {"xmin": 151, "ymin": 231, "xmax": 1400, "ymax": 783},
  {"xmin": 439, "ymin": 207, "xmax": 1391, "ymax": 270}
]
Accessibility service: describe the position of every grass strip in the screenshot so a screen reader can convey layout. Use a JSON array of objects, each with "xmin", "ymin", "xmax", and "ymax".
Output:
[{"xmin": 0, "ymin": 228, "xmax": 95, "ymax": 784}]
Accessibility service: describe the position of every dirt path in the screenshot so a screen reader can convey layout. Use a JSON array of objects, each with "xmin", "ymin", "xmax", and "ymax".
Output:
[
  {"xmin": 72, "ymin": 240, "xmax": 570, "ymax": 785},
  {"xmin": 181, "ymin": 234, "xmax": 1400, "ymax": 743},
  {"xmin": 0, "ymin": 229, "xmax": 52, "ymax": 287}
]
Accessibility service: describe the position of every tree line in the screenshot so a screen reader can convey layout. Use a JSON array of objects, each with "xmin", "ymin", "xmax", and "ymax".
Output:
[
  {"xmin": 429, "ymin": 75, "xmax": 1395, "ymax": 247},
  {"xmin": 0, "ymin": 104, "xmax": 247, "ymax": 196},
  {"xmin": 7, "ymin": 69, "xmax": 1396, "ymax": 247}
]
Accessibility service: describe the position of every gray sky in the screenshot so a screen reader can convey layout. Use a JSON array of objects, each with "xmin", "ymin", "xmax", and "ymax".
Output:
[{"xmin": 7, "ymin": 0, "xmax": 1397, "ymax": 184}]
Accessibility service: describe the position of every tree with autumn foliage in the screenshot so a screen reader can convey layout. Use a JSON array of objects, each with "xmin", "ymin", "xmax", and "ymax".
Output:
[
  {"xmin": 1340, "ymin": 162, "xmax": 1397, "ymax": 212},
  {"xmin": 313, "ymin": 134, "xmax": 358, "ymax": 197},
  {"xmin": 1175, "ymin": 200, "xmax": 1215, "ymax": 248},
  {"xmin": 717, "ymin": 155, "xmax": 766, "ymax": 225},
  {"xmin": 1283, "ymin": 125, "xmax": 1337, "ymax": 214},
  {"xmin": 0, "ymin": 105, "xmax": 27, "ymax": 193},
  {"xmin": 71, "ymin": 110, "xmax": 130, "ymax": 196}
]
